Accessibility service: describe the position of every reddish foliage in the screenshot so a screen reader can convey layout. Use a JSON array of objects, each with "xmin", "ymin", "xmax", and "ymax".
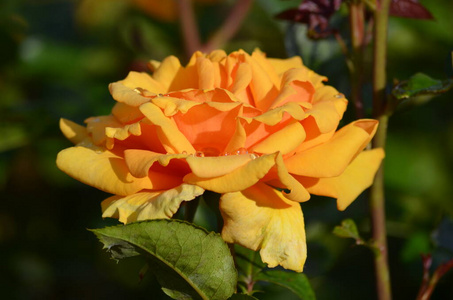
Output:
[{"xmin": 389, "ymin": 0, "xmax": 433, "ymax": 19}]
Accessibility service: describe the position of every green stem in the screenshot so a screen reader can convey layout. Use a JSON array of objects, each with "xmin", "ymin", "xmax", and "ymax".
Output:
[
  {"xmin": 348, "ymin": 1, "xmax": 366, "ymax": 119},
  {"xmin": 370, "ymin": 0, "xmax": 392, "ymax": 299},
  {"xmin": 202, "ymin": 0, "xmax": 253, "ymax": 53}
]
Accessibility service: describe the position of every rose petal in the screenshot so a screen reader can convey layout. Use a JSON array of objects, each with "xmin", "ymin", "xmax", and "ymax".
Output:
[
  {"xmin": 56, "ymin": 146, "xmax": 153, "ymax": 196},
  {"xmin": 267, "ymin": 56, "xmax": 304, "ymax": 76},
  {"xmin": 184, "ymin": 152, "xmax": 310, "ymax": 202},
  {"xmin": 120, "ymin": 71, "xmax": 165, "ymax": 93},
  {"xmin": 139, "ymin": 102, "xmax": 195, "ymax": 154},
  {"xmin": 102, "ymin": 184, "xmax": 204, "ymax": 223},
  {"xmin": 152, "ymin": 55, "xmax": 182, "ymax": 91},
  {"xmin": 220, "ymin": 183, "xmax": 306, "ymax": 272},
  {"xmin": 286, "ymin": 119, "xmax": 379, "ymax": 177},
  {"xmin": 111, "ymin": 102, "xmax": 144, "ymax": 124},
  {"xmin": 185, "ymin": 154, "xmax": 253, "ymax": 178},
  {"xmin": 109, "ymin": 82, "xmax": 151, "ymax": 107},
  {"xmin": 196, "ymin": 56, "xmax": 216, "ymax": 90},
  {"xmin": 184, "ymin": 152, "xmax": 279, "ymax": 193},
  {"xmin": 251, "ymin": 120, "xmax": 306, "ymax": 155},
  {"xmin": 60, "ymin": 118, "xmax": 88, "ymax": 144},
  {"xmin": 301, "ymin": 149, "xmax": 385, "ymax": 210},
  {"xmin": 124, "ymin": 149, "xmax": 188, "ymax": 178}
]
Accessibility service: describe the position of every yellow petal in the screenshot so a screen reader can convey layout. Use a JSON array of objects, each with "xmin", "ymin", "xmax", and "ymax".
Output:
[
  {"xmin": 60, "ymin": 118, "xmax": 88, "ymax": 144},
  {"xmin": 85, "ymin": 115, "xmax": 121, "ymax": 146},
  {"xmin": 220, "ymin": 183, "xmax": 307, "ymax": 272},
  {"xmin": 185, "ymin": 154, "xmax": 253, "ymax": 178},
  {"xmin": 286, "ymin": 120, "xmax": 379, "ymax": 177},
  {"xmin": 306, "ymin": 99, "xmax": 343, "ymax": 133},
  {"xmin": 267, "ymin": 56, "xmax": 303, "ymax": 76},
  {"xmin": 196, "ymin": 57, "xmax": 216, "ymax": 90},
  {"xmin": 56, "ymin": 146, "xmax": 153, "ymax": 196},
  {"xmin": 139, "ymin": 102, "xmax": 195, "ymax": 154},
  {"xmin": 152, "ymin": 55, "xmax": 182, "ymax": 91},
  {"xmin": 185, "ymin": 152, "xmax": 310, "ymax": 202},
  {"xmin": 244, "ymin": 101, "xmax": 306, "ymax": 126},
  {"xmin": 119, "ymin": 71, "xmax": 165, "ymax": 93},
  {"xmin": 184, "ymin": 152, "xmax": 278, "ymax": 193},
  {"xmin": 109, "ymin": 82, "xmax": 151, "ymax": 107},
  {"xmin": 111, "ymin": 102, "xmax": 144, "ymax": 124},
  {"xmin": 251, "ymin": 120, "xmax": 306, "ymax": 155},
  {"xmin": 303, "ymin": 149, "xmax": 385, "ymax": 210},
  {"xmin": 123, "ymin": 149, "xmax": 187, "ymax": 178},
  {"xmin": 102, "ymin": 184, "xmax": 204, "ymax": 223},
  {"xmin": 245, "ymin": 53, "xmax": 279, "ymax": 111},
  {"xmin": 251, "ymin": 49, "xmax": 281, "ymax": 88}
]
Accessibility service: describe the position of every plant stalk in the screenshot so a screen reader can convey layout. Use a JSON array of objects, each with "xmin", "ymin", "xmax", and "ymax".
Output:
[
  {"xmin": 176, "ymin": 0, "xmax": 202, "ymax": 58},
  {"xmin": 370, "ymin": 0, "xmax": 392, "ymax": 299},
  {"xmin": 202, "ymin": 0, "xmax": 253, "ymax": 53},
  {"xmin": 348, "ymin": 1, "xmax": 366, "ymax": 119}
]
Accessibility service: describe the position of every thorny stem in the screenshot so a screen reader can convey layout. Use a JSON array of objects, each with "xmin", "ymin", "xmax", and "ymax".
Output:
[
  {"xmin": 348, "ymin": 1, "xmax": 366, "ymax": 119},
  {"xmin": 370, "ymin": 0, "xmax": 392, "ymax": 299},
  {"xmin": 202, "ymin": 0, "xmax": 254, "ymax": 53},
  {"xmin": 176, "ymin": 0, "xmax": 202, "ymax": 58}
]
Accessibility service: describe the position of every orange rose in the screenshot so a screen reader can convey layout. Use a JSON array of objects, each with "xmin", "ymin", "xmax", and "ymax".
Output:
[{"xmin": 57, "ymin": 49, "xmax": 384, "ymax": 272}]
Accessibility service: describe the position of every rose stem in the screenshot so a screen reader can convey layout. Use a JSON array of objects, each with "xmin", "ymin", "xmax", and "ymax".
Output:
[
  {"xmin": 370, "ymin": 0, "xmax": 392, "ymax": 299},
  {"xmin": 348, "ymin": 0, "xmax": 366, "ymax": 119},
  {"xmin": 202, "ymin": 0, "xmax": 253, "ymax": 53},
  {"xmin": 176, "ymin": 0, "xmax": 202, "ymax": 58}
]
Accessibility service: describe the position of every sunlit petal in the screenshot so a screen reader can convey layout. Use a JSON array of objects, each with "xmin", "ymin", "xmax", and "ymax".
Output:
[{"xmin": 220, "ymin": 183, "xmax": 306, "ymax": 272}]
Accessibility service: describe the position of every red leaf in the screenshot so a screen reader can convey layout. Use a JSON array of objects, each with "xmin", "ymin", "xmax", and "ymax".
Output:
[{"xmin": 389, "ymin": 0, "xmax": 433, "ymax": 20}]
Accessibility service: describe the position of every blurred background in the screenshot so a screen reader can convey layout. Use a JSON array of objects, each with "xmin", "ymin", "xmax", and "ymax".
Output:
[{"xmin": 1, "ymin": 0, "xmax": 452, "ymax": 299}]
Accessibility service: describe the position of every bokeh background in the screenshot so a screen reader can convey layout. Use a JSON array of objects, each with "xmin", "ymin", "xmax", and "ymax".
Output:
[{"xmin": 1, "ymin": 0, "xmax": 453, "ymax": 299}]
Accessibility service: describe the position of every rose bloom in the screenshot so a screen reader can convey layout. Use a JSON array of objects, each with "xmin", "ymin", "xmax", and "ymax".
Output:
[{"xmin": 57, "ymin": 49, "xmax": 383, "ymax": 272}]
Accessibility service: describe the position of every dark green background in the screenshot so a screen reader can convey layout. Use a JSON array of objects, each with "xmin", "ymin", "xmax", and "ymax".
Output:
[{"xmin": 1, "ymin": 0, "xmax": 452, "ymax": 299}]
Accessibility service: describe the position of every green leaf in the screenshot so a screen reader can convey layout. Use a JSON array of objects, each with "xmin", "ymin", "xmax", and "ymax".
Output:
[
  {"xmin": 332, "ymin": 219, "xmax": 362, "ymax": 242},
  {"xmin": 91, "ymin": 219, "xmax": 237, "ymax": 300},
  {"xmin": 255, "ymin": 270, "xmax": 316, "ymax": 300},
  {"xmin": 392, "ymin": 73, "xmax": 453, "ymax": 100},
  {"xmin": 228, "ymin": 294, "xmax": 259, "ymax": 299}
]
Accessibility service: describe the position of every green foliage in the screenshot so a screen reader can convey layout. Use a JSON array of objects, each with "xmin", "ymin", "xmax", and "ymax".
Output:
[
  {"xmin": 332, "ymin": 219, "xmax": 363, "ymax": 245},
  {"xmin": 234, "ymin": 245, "xmax": 315, "ymax": 299},
  {"xmin": 229, "ymin": 294, "xmax": 259, "ymax": 300},
  {"xmin": 91, "ymin": 219, "xmax": 237, "ymax": 300},
  {"xmin": 255, "ymin": 270, "xmax": 316, "ymax": 300},
  {"xmin": 391, "ymin": 73, "xmax": 453, "ymax": 110}
]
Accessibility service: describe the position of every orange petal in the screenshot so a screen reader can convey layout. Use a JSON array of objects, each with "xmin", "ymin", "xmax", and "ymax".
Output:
[
  {"xmin": 56, "ymin": 146, "xmax": 153, "ymax": 196},
  {"xmin": 302, "ymin": 149, "xmax": 385, "ymax": 210},
  {"xmin": 220, "ymin": 183, "xmax": 306, "ymax": 272},
  {"xmin": 139, "ymin": 102, "xmax": 195, "ymax": 154},
  {"xmin": 102, "ymin": 184, "xmax": 204, "ymax": 223},
  {"xmin": 286, "ymin": 120, "xmax": 379, "ymax": 177},
  {"xmin": 245, "ymin": 53, "xmax": 279, "ymax": 111},
  {"xmin": 170, "ymin": 100, "xmax": 241, "ymax": 153}
]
